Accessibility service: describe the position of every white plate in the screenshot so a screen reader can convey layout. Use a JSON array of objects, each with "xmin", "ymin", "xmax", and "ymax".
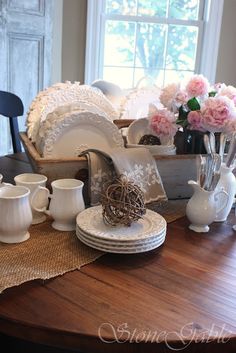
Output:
[
  {"xmin": 36, "ymin": 101, "xmax": 113, "ymax": 153},
  {"xmin": 120, "ymin": 86, "xmax": 163, "ymax": 120},
  {"xmin": 77, "ymin": 230, "xmax": 165, "ymax": 254},
  {"xmin": 76, "ymin": 206, "xmax": 167, "ymax": 242},
  {"xmin": 27, "ymin": 82, "xmax": 75, "ymax": 141},
  {"xmin": 41, "ymin": 111, "xmax": 124, "ymax": 158},
  {"xmin": 27, "ymin": 84, "xmax": 119, "ymax": 143},
  {"xmin": 76, "ymin": 225, "xmax": 166, "ymax": 246}
]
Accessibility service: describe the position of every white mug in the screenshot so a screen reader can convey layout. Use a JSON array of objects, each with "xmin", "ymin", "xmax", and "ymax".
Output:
[
  {"xmin": 14, "ymin": 173, "xmax": 48, "ymax": 225},
  {"xmin": 0, "ymin": 185, "xmax": 32, "ymax": 243},
  {"xmin": 32, "ymin": 179, "xmax": 85, "ymax": 231}
]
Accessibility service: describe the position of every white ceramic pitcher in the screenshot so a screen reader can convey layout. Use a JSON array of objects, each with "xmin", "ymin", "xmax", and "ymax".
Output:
[
  {"xmin": 215, "ymin": 163, "xmax": 236, "ymax": 222},
  {"xmin": 186, "ymin": 180, "xmax": 229, "ymax": 233},
  {"xmin": 0, "ymin": 185, "xmax": 32, "ymax": 243},
  {"xmin": 32, "ymin": 179, "xmax": 85, "ymax": 231}
]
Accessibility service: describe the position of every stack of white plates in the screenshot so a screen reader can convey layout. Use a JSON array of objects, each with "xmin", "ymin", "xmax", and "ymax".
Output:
[{"xmin": 76, "ymin": 206, "xmax": 167, "ymax": 254}]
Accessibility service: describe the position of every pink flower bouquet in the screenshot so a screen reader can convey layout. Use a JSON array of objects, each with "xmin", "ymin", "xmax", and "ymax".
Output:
[{"xmin": 160, "ymin": 74, "xmax": 236, "ymax": 135}]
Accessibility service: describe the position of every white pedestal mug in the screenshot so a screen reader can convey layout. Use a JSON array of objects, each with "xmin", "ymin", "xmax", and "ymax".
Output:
[
  {"xmin": 0, "ymin": 185, "xmax": 32, "ymax": 243},
  {"xmin": 31, "ymin": 179, "xmax": 85, "ymax": 231},
  {"xmin": 14, "ymin": 173, "xmax": 48, "ymax": 225}
]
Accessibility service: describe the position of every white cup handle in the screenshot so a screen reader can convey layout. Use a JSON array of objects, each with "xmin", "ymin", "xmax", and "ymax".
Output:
[
  {"xmin": 31, "ymin": 186, "xmax": 51, "ymax": 216},
  {"xmin": 214, "ymin": 188, "xmax": 229, "ymax": 215},
  {"xmin": 0, "ymin": 182, "xmax": 13, "ymax": 187}
]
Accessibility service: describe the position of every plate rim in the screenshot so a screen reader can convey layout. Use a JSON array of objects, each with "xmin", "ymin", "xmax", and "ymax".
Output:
[
  {"xmin": 76, "ymin": 226, "xmax": 166, "ymax": 247},
  {"xmin": 76, "ymin": 206, "xmax": 167, "ymax": 242},
  {"xmin": 42, "ymin": 111, "xmax": 124, "ymax": 157},
  {"xmin": 77, "ymin": 231, "xmax": 166, "ymax": 254}
]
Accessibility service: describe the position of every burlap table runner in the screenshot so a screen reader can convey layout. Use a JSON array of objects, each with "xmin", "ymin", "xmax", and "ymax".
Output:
[{"xmin": 0, "ymin": 199, "xmax": 187, "ymax": 293}]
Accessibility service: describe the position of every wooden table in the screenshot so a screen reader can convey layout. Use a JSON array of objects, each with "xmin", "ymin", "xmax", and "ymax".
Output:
[
  {"xmin": 0, "ymin": 153, "xmax": 236, "ymax": 353},
  {"xmin": 0, "ymin": 153, "xmax": 33, "ymax": 183}
]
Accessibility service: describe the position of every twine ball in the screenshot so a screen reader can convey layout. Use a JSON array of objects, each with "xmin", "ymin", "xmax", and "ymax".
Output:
[{"xmin": 101, "ymin": 175, "xmax": 146, "ymax": 227}]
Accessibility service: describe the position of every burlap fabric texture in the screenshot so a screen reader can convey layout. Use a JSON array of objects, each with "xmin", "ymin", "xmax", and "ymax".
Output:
[{"xmin": 0, "ymin": 199, "xmax": 187, "ymax": 293}]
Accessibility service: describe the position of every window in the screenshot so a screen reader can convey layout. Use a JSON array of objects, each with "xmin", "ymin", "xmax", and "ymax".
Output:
[{"xmin": 85, "ymin": 0, "xmax": 224, "ymax": 88}]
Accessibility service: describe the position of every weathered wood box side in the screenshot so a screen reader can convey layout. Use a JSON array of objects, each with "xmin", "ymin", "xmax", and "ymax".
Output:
[{"xmin": 20, "ymin": 132, "xmax": 197, "ymax": 202}]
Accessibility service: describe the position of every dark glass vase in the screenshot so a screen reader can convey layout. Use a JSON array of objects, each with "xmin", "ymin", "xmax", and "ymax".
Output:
[{"xmin": 174, "ymin": 129, "xmax": 207, "ymax": 154}]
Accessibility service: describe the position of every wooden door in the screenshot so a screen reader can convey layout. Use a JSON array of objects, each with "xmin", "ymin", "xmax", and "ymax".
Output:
[{"xmin": 0, "ymin": 0, "xmax": 53, "ymax": 153}]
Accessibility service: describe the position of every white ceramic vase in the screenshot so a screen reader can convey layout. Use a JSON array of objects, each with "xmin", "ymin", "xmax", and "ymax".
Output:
[
  {"xmin": 186, "ymin": 180, "xmax": 228, "ymax": 233},
  {"xmin": 215, "ymin": 163, "xmax": 236, "ymax": 222}
]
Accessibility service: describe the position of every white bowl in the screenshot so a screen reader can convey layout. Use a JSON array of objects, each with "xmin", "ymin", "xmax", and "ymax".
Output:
[{"xmin": 126, "ymin": 144, "xmax": 176, "ymax": 156}]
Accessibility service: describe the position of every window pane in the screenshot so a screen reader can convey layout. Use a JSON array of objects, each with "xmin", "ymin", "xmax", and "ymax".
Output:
[
  {"xmin": 135, "ymin": 23, "xmax": 167, "ymax": 70},
  {"xmin": 164, "ymin": 70, "xmax": 193, "ymax": 85},
  {"xmin": 166, "ymin": 25, "xmax": 198, "ymax": 70},
  {"xmin": 103, "ymin": 67, "xmax": 134, "ymax": 88},
  {"xmin": 169, "ymin": 0, "xmax": 200, "ymax": 20},
  {"xmin": 134, "ymin": 68, "xmax": 164, "ymax": 88},
  {"xmin": 102, "ymin": 1, "xmax": 203, "ymax": 89},
  {"xmin": 18, "ymin": 116, "xmax": 26, "ymax": 133},
  {"xmin": 137, "ymin": 0, "xmax": 168, "ymax": 17},
  {"xmin": 106, "ymin": 0, "xmax": 137, "ymax": 15},
  {"xmin": 104, "ymin": 21, "xmax": 136, "ymax": 67}
]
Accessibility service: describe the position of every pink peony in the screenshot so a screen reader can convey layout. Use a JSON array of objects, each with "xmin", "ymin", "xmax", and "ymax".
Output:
[
  {"xmin": 174, "ymin": 90, "xmax": 188, "ymax": 107},
  {"xmin": 214, "ymin": 82, "xmax": 226, "ymax": 92},
  {"xmin": 150, "ymin": 110, "xmax": 178, "ymax": 138},
  {"xmin": 201, "ymin": 96, "xmax": 236, "ymax": 132},
  {"xmin": 187, "ymin": 110, "xmax": 206, "ymax": 131},
  {"xmin": 224, "ymin": 119, "xmax": 236, "ymax": 137},
  {"xmin": 217, "ymin": 85, "xmax": 236, "ymax": 105},
  {"xmin": 160, "ymin": 83, "xmax": 180, "ymax": 110},
  {"xmin": 186, "ymin": 74, "xmax": 209, "ymax": 98}
]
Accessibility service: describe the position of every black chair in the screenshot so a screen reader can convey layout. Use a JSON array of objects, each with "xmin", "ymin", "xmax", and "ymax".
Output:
[{"xmin": 0, "ymin": 90, "xmax": 24, "ymax": 153}]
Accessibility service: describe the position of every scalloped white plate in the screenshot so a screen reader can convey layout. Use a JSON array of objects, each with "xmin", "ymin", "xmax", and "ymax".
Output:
[
  {"xmin": 27, "ymin": 82, "xmax": 79, "ymax": 141},
  {"xmin": 76, "ymin": 229, "xmax": 165, "ymax": 254},
  {"xmin": 36, "ymin": 101, "xmax": 113, "ymax": 153},
  {"xmin": 41, "ymin": 111, "xmax": 124, "ymax": 158},
  {"xmin": 27, "ymin": 84, "xmax": 119, "ymax": 142},
  {"xmin": 76, "ymin": 206, "xmax": 167, "ymax": 242},
  {"xmin": 77, "ymin": 225, "xmax": 166, "ymax": 246}
]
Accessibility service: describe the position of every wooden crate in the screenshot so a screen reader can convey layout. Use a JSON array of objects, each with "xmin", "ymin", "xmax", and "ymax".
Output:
[{"xmin": 20, "ymin": 132, "xmax": 197, "ymax": 202}]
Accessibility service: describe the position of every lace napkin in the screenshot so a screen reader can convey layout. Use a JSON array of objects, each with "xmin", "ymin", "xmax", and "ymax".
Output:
[{"xmin": 80, "ymin": 148, "xmax": 167, "ymax": 206}]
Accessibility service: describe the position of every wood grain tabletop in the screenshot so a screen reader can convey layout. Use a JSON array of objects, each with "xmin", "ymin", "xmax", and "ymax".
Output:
[{"xmin": 0, "ymin": 153, "xmax": 236, "ymax": 353}]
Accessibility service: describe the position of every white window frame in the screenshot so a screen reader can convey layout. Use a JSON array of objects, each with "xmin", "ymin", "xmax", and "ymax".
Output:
[{"xmin": 85, "ymin": 0, "xmax": 224, "ymax": 86}]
